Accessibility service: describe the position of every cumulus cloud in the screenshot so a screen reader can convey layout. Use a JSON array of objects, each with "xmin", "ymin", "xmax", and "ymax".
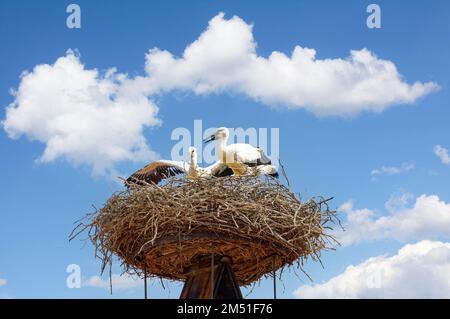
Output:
[
  {"xmin": 2, "ymin": 13, "xmax": 438, "ymax": 175},
  {"xmin": 434, "ymin": 145, "xmax": 450, "ymax": 165},
  {"xmin": 84, "ymin": 273, "xmax": 142, "ymax": 290},
  {"xmin": 0, "ymin": 278, "xmax": 6, "ymax": 287},
  {"xmin": 145, "ymin": 12, "xmax": 438, "ymax": 116},
  {"xmin": 294, "ymin": 240, "xmax": 450, "ymax": 298},
  {"xmin": 371, "ymin": 162, "xmax": 414, "ymax": 179},
  {"xmin": 2, "ymin": 50, "xmax": 160, "ymax": 176},
  {"xmin": 337, "ymin": 193, "xmax": 450, "ymax": 246}
]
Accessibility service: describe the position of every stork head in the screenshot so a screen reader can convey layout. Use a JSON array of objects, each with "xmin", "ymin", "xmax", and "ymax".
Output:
[
  {"xmin": 189, "ymin": 146, "xmax": 197, "ymax": 163},
  {"xmin": 203, "ymin": 127, "xmax": 229, "ymax": 144}
]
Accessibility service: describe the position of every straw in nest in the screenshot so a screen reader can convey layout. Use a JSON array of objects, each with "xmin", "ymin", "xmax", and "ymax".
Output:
[{"xmin": 71, "ymin": 175, "xmax": 339, "ymax": 286}]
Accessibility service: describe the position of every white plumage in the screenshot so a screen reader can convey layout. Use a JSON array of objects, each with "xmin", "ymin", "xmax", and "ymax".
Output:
[{"xmin": 203, "ymin": 127, "xmax": 278, "ymax": 177}]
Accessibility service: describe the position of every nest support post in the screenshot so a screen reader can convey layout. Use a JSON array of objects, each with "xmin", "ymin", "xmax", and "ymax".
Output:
[{"xmin": 180, "ymin": 255, "xmax": 243, "ymax": 299}]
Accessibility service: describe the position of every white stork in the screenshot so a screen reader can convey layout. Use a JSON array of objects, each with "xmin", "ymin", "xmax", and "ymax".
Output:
[
  {"xmin": 203, "ymin": 127, "xmax": 278, "ymax": 177},
  {"xmin": 126, "ymin": 147, "xmax": 233, "ymax": 185}
]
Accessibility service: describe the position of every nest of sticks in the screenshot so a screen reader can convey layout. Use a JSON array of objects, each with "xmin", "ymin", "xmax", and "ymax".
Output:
[{"xmin": 72, "ymin": 175, "xmax": 339, "ymax": 286}]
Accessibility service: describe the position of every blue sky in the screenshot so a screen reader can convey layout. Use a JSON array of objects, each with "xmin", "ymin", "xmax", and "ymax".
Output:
[{"xmin": 1, "ymin": 0, "xmax": 450, "ymax": 298}]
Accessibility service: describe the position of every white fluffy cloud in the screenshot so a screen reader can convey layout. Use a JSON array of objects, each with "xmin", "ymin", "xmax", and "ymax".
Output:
[
  {"xmin": 337, "ymin": 194, "xmax": 450, "ymax": 246},
  {"xmin": 294, "ymin": 240, "xmax": 450, "ymax": 298},
  {"xmin": 0, "ymin": 278, "xmax": 6, "ymax": 287},
  {"xmin": 84, "ymin": 273, "xmax": 142, "ymax": 291},
  {"xmin": 145, "ymin": 12, "xmax": 438, "ymax": 116},
  {"xmin": 2, "ymin": 13, "xmax": 438, "ymax": 175},
  {"xmin": 2, "ymin": 51, "xmax": 160, "ymax": 176},
  {"xmin": 434, "ymin": 145, "xmax": 450, "ymax": 165},
  {"xmin": 371, "ymin": 162, "xmax": 414, "ymax": 179}
]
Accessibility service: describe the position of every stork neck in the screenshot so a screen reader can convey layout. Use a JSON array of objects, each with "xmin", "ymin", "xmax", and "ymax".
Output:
[
  {"xmin": 216, "ymin": 139, "xmax": 227, "ymax": 162},
  {"xmin": 190, "ymin": 153, "xmax": 197, "ymax": 168}
]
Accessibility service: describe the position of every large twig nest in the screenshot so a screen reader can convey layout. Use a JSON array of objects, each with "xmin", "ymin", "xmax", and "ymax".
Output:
[{"xmin": 72, "ymin": 176, "xmax": 338, "ymax": 286}]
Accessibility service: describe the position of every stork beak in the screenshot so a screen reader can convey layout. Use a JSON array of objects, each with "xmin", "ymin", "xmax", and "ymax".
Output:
[{"xmin": 203, "ymin": 134, "xmax": 216, "ymax": 144}]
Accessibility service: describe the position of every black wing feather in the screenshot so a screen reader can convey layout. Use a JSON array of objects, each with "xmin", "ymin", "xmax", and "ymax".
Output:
[
  {"xmin": 213, "ymin": 165, "xmax": 234, "ymax": 177},
  {"xmin": 244, "ymin": 151, "xmax": 272, "ymax": 167}
]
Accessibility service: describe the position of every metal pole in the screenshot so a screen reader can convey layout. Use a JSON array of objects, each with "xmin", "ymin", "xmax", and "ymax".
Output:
[
  {"xmin": 210, "ymin": 243, "xmax": 215, "ymax": 299},
  {"xmin": 109, "ymin": 259, "xmax": 113, "ymax": 295},
  {"xmin": 272, "ymin": 256, "xmax": 277, "ymax": 299},
  {"xmin": 144, "ymin": 269, "xmax": 148, "ymax": 299}
]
